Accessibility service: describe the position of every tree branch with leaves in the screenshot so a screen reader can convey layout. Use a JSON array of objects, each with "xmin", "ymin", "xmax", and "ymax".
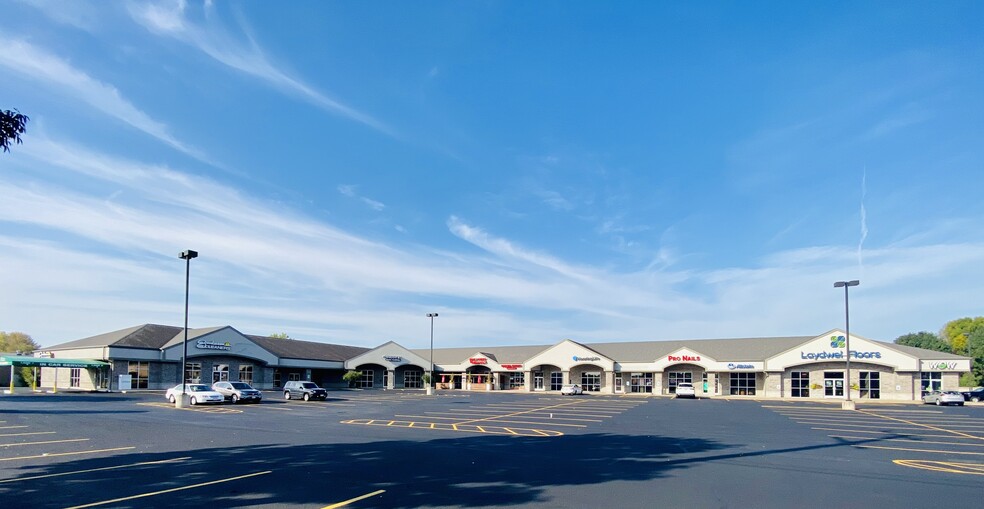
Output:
[{"xmin": 1, "ymin": 109, "xmax": 30, "ymax": 154}]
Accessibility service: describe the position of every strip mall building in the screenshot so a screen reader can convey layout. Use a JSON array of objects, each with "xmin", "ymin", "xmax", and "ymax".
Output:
[{"xmin": 28, "ymin": 324, "xmax": 971, "ymax": 401}]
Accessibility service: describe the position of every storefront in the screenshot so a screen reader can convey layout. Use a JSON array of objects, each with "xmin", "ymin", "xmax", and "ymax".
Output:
[{"xmin": 27, "ymin": 324, "xmax": 972, "ymax": 402}]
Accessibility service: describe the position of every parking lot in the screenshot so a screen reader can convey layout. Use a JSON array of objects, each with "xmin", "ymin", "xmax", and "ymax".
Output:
[{"xmin": 1, "ymin": 391, "xmax": 981, "ymax": 508}]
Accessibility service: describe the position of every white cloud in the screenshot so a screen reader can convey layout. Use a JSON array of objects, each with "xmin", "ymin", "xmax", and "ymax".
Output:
[
  {"xmin": 127, "ymin": 0, "xmax": 394, "ymax": 136},
  {"xmin": 3, "ymin": 137, "xmax": 984, "ymax": 348},
  {"xmin": 0, "ymin": 37, "xmax": 209, "ymax": 162}
]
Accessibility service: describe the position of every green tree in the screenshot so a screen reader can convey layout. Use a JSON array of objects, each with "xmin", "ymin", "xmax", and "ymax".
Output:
[
  {"xmin": 894, "ymin": 331, "xmax": 949, "ymax": 352},
  {"xmin": 966, "ymin": 327, "xmax": 984, "ymax": 387},
  {"xmin": 1, "ymin": 109, "xmax": 29, "ymax": 154},
  {"xmin": 941, "ymin": 317, "xmax": 984, "ymax": 355},
  {"xmin": 0, "ymin": 331, "xmax": 41, "ymax": 386},
  {"xmin": 269, "ymin": 332, "xmax": 291, "ymax": 339},
  {"xmin": 342, "ymin": 370, "xmax": 361, "ymax": 388}
]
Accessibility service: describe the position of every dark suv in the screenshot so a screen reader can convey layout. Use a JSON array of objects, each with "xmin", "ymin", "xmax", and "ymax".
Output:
[
  {"xmin": 283, "ymin": 381, "xmax": 327, "ymax": 401},
  {"xmin": 961, "ymin": 387, "xmax": 984, "ymax": 402}
]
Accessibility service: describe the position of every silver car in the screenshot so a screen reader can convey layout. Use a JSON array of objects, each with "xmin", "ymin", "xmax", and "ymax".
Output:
[
  {"xmin": 922, "ymin": 390, "xmax": 965, "ymax": 406},
  {"xmin": 212, "ymin": 381, "xmax": 262, "ymax": 403}
]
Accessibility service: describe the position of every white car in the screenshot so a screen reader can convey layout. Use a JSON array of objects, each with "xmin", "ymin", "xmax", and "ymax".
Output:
[
  {"xmin": 675, "ymin": 382, "xmax": 696, "ymax": 398},
  {"xmin": 560, "ymin": 384, "xmax": 583, "ymax": 395},
  {"xmin": 922, "ymin": 390, "xmax": 965, "ymax": 406},
  {"xmin": 165, "ymin": 383, "xmax": 225, "ymax": 405}
]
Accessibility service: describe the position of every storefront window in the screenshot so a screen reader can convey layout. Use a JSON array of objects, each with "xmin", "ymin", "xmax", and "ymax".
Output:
[
  {"xmin": 730, "ymin": 372, "xmax": 756, "ymax": 395},
  {"xmin": 70, "ymin": 368, "xmax": 81, "ymax": 388},
  {"xmin": 359, "ymin": 370, "xmax": 374, "ymax": 388},
  {"xmin": 630, "ymin": 373, "xmax": 653, "ymax": 393},
  {"xmin": 239, "ymin": 365, "xmax": 253, "ymax": 384},
  {"xmin": 509, "ymin": 372, "xmax": 525, "ymax": 389},
  {"xmin": 859, "ymin": 371, "xmax": 880, "ymax": 399},
  {"xmin": 185, "ymin": 362, "xmax": 202, "ymax": 383},
  {"xmin": 668, "ymin": 372, "xmax": 692, "ymax": 394},
  {"xmin": 790, "ymin": 371, "xmax": 810, "ymax": 397},
  {"xmin": 580, "ymin": 372, "xmax": 601, "ymax": 392},
  {"xmin": 404, "ymin": 370, "xmax": 422, "ymax": 388},
  {"xmin": 920, "ymin": 372, "xmax": 941, "ymax": 394},
  {"xmin": 273, "ymin": 370, "xmax": 281, "ymax": 388},
  {"xmin": 127, "ymin": 361, "xmax": 149, "ymax": 389},
  {"xmin": 550, "ymin": 372, "xmax": 563, "ymax": 391}
]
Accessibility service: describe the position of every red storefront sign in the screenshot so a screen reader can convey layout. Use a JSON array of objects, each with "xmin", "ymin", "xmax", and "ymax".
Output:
[
  {"xmin": 469, "ymin": 358, "xmax": 487, "ymax": 365},
  {"xmin": 501, "ymin": 364, "xmax": 523, "ymax": 370}
]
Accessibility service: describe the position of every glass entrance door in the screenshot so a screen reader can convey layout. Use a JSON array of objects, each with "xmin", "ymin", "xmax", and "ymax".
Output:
[
  {"xmin": 614, "ymin": 374, "xmax": 623, "ymax": 393},
  {"xmin": 824, "ymin": 371, "xmax": 844, "ymax": 397},
  {"xmin": 533, "ymin": 372, "xmax": 544, "ymax": 390},
  {"xmin": 212, "ymin": 364, "xmax": 230, "ymax": 383}
]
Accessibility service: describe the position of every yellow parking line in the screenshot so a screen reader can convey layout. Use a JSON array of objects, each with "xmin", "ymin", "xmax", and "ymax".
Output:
[
  {"xmin": 855, "ymin": 445, "xmax": 984, "ymax": 456},
  {"xmin": 0, "ymin": 456, "xmax": 191, "ymax": 484},
  {"xmin": 0, "ymin": 438, "xmax": 89, "ymax": 447},
  {"xmin": 64, "ymin": 470, "xmax": 272, "ymax": 509},
  {"xmin": 856, "ymin": 409, "xmax": 984, "ymax": 441},
  {"xmin": 0, "ymin": 446, "xmax": 135, "ymax": 462},
  {"xmin": 893, "ymin": 460, "xmax": 984, "ymax": 475},
  {"xmin": 322, "ymin": 489, "xmax": 386, "ymax": 509},
  {"xmin": 793, "ymin": 420, "xmax": 984, "ymax": 431}
]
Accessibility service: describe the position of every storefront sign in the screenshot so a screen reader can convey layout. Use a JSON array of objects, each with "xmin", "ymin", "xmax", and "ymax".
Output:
[
  {"xmin": 469, "ymin": 358, "xmax": 487, "ymax": 365},
  {"xmin": 923, "ymin": 361, "xmax": 958, "ymax": 371},
  {"xmin": 799, "ymin": 350, "xmax": 882, "ymax": 360},
  {"xmin": 196, "ymin": 339, "xmax": 232, "ymax": 351},
  {"xmin": 667, "ymin": 355, "xmax": 700, "ymax": 362},
  {"xmin": 727, "ymin": 363, "xmax": 755, "ymax": 370},
  {"xmin": 501, "ymin": 364, "xmax": 523, "ymax": 370},
  {"xmin": 383, "ymin": 356, "xmax": 403, "ymax": 362},
  {"xmin": 573, "ymin": 356, "xmax": 601, "ymax": 362}
]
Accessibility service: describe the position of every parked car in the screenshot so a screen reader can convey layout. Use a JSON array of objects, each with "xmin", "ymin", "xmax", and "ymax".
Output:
[
  {"xmin": 560, "ymin": 384, "xmax": 583, "ymax": 395},
  {"xmin": 283, "ymin": 381, "xmax": 327, "ymax": 401},
  {"xmin": 212, "ymin": 381, "xmax": 262, "ymax": 403},
  {"xmin": 960, "ymin": 387, "xmax": 984, "ymax": 402},
  {"xmin": 675, "ymin": 382, "xmax": 696, "ymax": 398},
  {"xmin": 922, "ymin": 390, "xmax": 965, "ymax": 406},
  {"xmin": 165, "ymin": 383, "xmax": 225, "ymax": 405}
]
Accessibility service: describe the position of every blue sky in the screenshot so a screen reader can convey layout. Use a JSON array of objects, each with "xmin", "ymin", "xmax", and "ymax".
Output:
[{"xmin": 2, "ymin": 1, "xmax": 982, "ymax": 349}]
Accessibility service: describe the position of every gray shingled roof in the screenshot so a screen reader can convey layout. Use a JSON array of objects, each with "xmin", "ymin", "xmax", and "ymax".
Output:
[
  {"xmin": 47, "ymin": 324, "xmax": 184, "ymax": 350},
  {"xmin": 879, "ymin": 342, "xmax": 968, "ymax": 360},
  {"xmin": 247, "ymin": 335, "xmax": 370, "ymax": 362}
]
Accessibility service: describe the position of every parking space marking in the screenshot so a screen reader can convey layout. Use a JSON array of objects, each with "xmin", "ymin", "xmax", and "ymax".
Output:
[
  {"xmin": 810, "ymin": 427, "xmax": 976, "ymax": 440},
  {"xmin": 0, "ymin": 431, "xmax": 56, "ymax": 438},
  {"xmin": 341, "ymin": 419, "xmax": 563, "ymax": 436},
  {"xmin": 893, "ymin": 460, "xmax": 984, "ymax": 475},
  {"xmin": 855, "ymin": 445, "xmax": 984, "ymax": 456},
  {"xmin": 0, "ymin": 447, "xmax": 136, "ymax": 462},
  {"xmin": 856, "ymin": 409, "xmax": 984, "ymax": 441},
  {"xmin": 393, "ymin": 414, "xmax": 588, "ymax": 428},
  {"xmin": 137, "ymin": 402, "xmax": 243, "ymax": 414},
  {"xmin": 0, "ymin": 456, "xmax": 191, "ymax": 484},
  {"xmin": 0, "ymin": 426, "xmax": 29, "ymax": 430},
  {"xmin": 63, "ymin": 470, "xmax": 273, "ymax": 509},
  {"xmin": 790, "ymin": 420, "xmax": 984, "ymax": 433},
  {"xmin": 321, "ymin": 489, "xmax": 386, "ymax": 509},
  {"xmin": 827, "ymin": 434, "xmax": 984, "ymax": 448},
  {"xmin": 453, "ymin": 400, "xmax": 584, "ymax": 426},
  {"xmin": 0, "ymin": 438, "xmax": 89, "ymax": 448}
]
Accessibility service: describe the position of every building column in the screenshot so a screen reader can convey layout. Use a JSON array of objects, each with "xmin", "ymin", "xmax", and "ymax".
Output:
[
  {"xmin": 524, "ymin": 370, "xmax": 532, "ymax": 392},
  {"xmin": 387, "ymin": 369, "xmax": 395, "ymax": 389},
  {"xmin": 605, "ymin": 371, "xmax": 615, "ymax": 394},
  {"xmin": 562, "ymin": 370, "xmax": 570, "ymax": 385}
]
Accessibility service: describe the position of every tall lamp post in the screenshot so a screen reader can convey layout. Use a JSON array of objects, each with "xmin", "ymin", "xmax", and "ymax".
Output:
[
  {"xmin": 426, "ymin": 313, "xmax": 438, "ymax": 396},
  {"xmin": 176, "ymin": 250, "xmax": 198, "ymax": 408},
  {"xmin": 834, "ymin": 279, "xmax": 859, "ymax": 410}
]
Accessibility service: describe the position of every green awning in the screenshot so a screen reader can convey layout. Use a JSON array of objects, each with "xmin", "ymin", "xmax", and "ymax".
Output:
[{"xmin": 0, "ymin": 356, "xmax": 109, "ymax": 368}]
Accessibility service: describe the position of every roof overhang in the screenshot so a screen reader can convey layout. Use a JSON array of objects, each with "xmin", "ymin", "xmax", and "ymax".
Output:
[{"xmin": 0, "ymin": 356, "xmax": 110, "ymax": 368}]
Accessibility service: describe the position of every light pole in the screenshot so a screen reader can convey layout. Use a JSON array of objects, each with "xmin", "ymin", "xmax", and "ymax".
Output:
[
  {"xmin": 426, "ymin": 313, "xmax": 438, "ymax": 395},
  {"xmin": 176, "ymin": 250, "xmax": 198, "ymax": 408},
  {"xmin": 834, "ymin": 279, "xmax": 859, "ymax": 410}
]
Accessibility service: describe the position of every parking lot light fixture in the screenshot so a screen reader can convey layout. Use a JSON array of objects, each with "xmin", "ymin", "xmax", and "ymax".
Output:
[
  {"xmin": 427, "ymin": 313, "xmax": 438, "ymax": 395},
  {"xmin": 834, "ymin": 280, "xmax": 859, "ymax": 410},
  {"xmin": 177, "ymin": 250, "xmax": 198, "ymax": 408}
]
